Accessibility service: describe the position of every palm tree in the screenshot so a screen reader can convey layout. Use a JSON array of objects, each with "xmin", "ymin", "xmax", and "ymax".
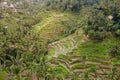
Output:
[{"xmin": 7, "ymin": 54, "xmax": 26, "ymax": 80}]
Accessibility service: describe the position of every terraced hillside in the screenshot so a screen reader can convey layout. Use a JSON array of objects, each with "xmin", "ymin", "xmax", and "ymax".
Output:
[
  {"xmin": 32, "ymin": 11, "xmax": 79, "ymax": 42},
  {"xmin": 48, "ymin": 34, "xmax": 78, "ymax": 57},
  {"xmin": 49, "ymin": 53, "xmax": 120, "ymax": 80},
  {"xmin": 32, "ymin": 11, "xmax": 120, "ymax": 79},
  {"xmin": 48, "ymin": 33, "xmax": 120, "ymax": 80}
]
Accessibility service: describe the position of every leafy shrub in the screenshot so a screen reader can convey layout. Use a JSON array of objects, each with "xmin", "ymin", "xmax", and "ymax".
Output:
[{"xmin": 109, "ymin": 44, "xmax": 120, "ymax": 57}]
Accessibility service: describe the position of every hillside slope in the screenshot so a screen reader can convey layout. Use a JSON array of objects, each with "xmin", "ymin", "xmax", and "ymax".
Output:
[
  {"xmin": 49, "ymin": 35, "xmax": 120, "ymax": 80},
  {"xmin": 32, "ymin": 11, "xmax": 80, "ymax": 42}
]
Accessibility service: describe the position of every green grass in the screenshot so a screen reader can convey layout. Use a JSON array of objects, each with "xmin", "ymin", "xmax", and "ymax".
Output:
[
  {"xmin": 71, "ymin": 64, "xmax": 93, "ymax": 70},
  {"xmin": 111, "ymin": 58, "xmax": 120, "ymax": 66},
  {"xmin": 48, "ymin": 48, "xmax": 55, "ymax": 56},
  {"xmin": 72, "ymin": 38, "xmax": 118, "ymax": 58},
  {"xmin": 58, "ymin": 54, "xmax": 71, "ymax": 62},
  {"xmin": 75, "ymin": 41, "xmax": 108, "ymax": 57},
  {"xmin": 63, "ymin": 41, "xmax": 70, "ymax": 48},
  {"xmin": 54, "ymin": 65, "xmax": 69, "ymax": 77},
  {"xmin": 87, "ymin": 57, "xmax": 110, "ymax": 65},
  {"xmin": 0, "ymin": 71, "xmax": 8, "ymax": 80}
]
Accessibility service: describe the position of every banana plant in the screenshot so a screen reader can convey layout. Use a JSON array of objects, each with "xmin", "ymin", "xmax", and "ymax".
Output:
[{"xmin": 6, "ymin": 54, "xmax": 27, "ymax": 80}]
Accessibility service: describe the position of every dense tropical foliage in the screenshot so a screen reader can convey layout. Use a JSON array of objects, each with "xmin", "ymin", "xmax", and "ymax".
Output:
[{"xmin": 0, "ymin": 0, "xmax": 120, "ymax": 80}]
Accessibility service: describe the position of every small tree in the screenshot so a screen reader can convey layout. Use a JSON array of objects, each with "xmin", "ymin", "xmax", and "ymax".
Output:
[
  {"xmin": 115, "ymin": 30, "xmax": 120, "ymax": 36},
  {"xmin": 109, "ymin": 44, "xmax": 120, "ymax": 57}
]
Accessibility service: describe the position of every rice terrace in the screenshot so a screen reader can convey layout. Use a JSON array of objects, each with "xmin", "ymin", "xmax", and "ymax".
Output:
[{"xmin": 0, "ymin": 0, "xmax": 120, "ymax": 80}]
